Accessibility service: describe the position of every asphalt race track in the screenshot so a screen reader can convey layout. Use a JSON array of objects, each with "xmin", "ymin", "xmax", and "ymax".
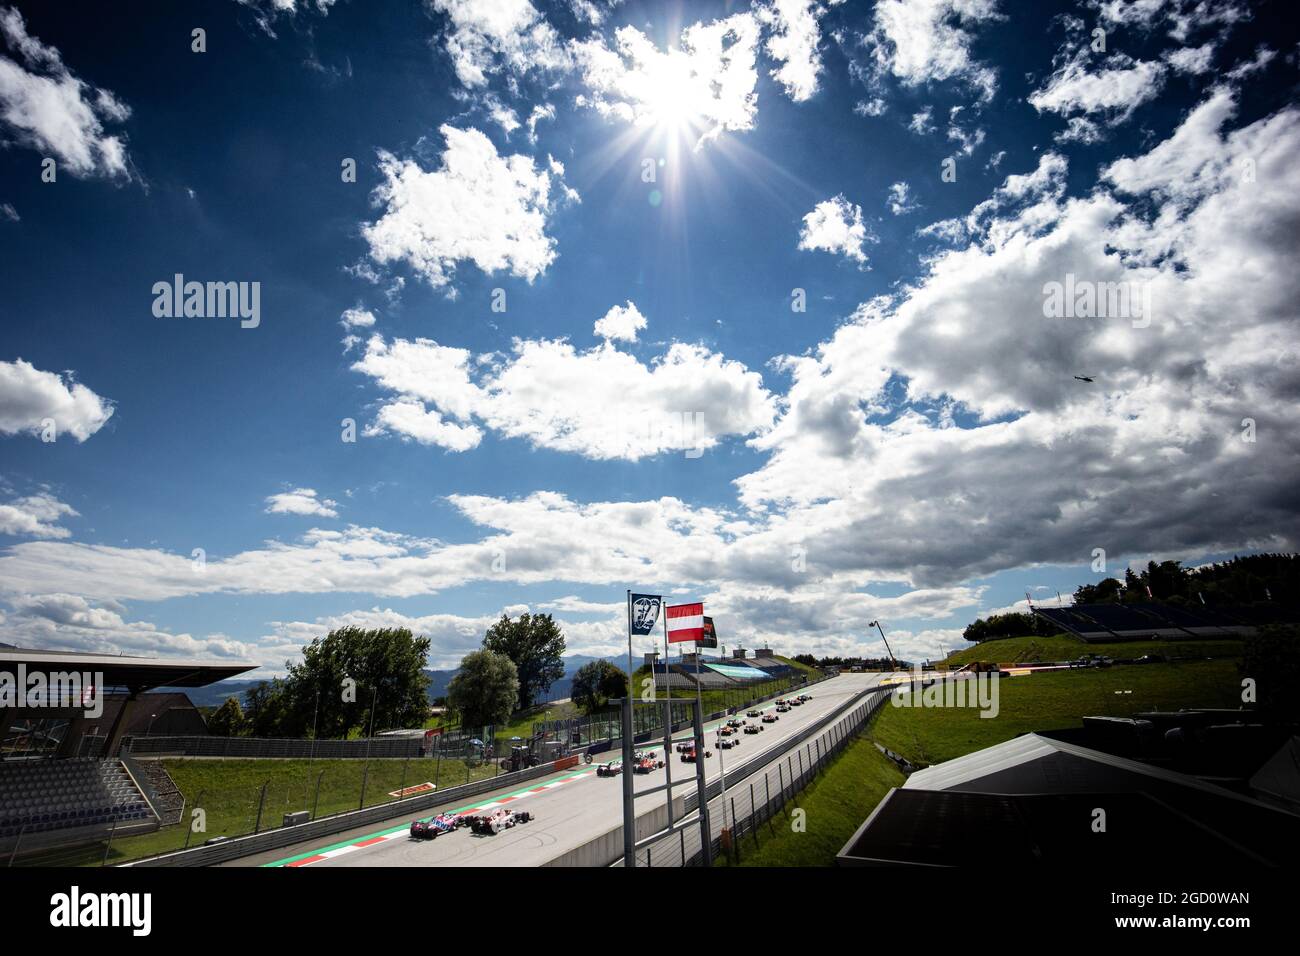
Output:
[{"xmin": 236, "ymin": 671, "xmax": 884, "ymax": 867}]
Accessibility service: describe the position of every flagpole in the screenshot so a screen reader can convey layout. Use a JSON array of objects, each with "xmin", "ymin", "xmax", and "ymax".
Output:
[
  {"xmin": 662, "ymin": 602, "xmax": 675, "ymax": 830},
  {"xmin": 622, "ymin": 589, "xmax": 635, "ymax": 866}
]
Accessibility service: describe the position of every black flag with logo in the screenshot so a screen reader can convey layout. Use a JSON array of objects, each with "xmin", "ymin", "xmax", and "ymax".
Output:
[
  {"xmin": 699, "ymin": 616, "xmax": 718, "ymax": 648},
  {"xmin": 629, "ymin": 593, "xmax": 662, "ymax": 636}
]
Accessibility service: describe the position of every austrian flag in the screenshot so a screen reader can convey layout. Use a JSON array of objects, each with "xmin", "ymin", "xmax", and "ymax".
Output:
[{"xmin": 666, "ymin": 602, "xmax": 705, "ymax": 643}]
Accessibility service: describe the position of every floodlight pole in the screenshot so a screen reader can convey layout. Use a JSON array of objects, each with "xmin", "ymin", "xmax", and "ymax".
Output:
[{"xmin": 869, "ymin": 620, "xmax": 898, "ymax": 671}]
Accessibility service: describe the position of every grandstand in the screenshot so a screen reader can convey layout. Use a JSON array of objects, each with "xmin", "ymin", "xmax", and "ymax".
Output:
[
  {"xmin": 1032, "ymin": 602, "xmax": 1296, "ymax": 643},
  {"xmin": 651, "ymin": 654, "xmax": 776, "ymax": 690},
  {"xmin": 0, "ymin": 646, "xmax": 255, "ymax": 857},
  {"xmin": 0, "ymin": 757, "xmax": 159, "ymax": 851}
]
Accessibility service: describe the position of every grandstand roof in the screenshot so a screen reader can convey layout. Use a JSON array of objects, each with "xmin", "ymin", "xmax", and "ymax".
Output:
[{"xmin": 0, "ymin": 647, "xmax": 256, "ymax": 691}]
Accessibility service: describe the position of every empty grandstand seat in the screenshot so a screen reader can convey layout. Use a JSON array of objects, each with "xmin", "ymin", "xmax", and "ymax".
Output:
[{"xmin": 0, "ymin": 758, "xmax": 157, "ymax": 841}]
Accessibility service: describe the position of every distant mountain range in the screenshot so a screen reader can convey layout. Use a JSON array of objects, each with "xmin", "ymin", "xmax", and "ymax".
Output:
[{"xmin": 171, "ymin": 654, "xmax": 619, "ymax": 709}]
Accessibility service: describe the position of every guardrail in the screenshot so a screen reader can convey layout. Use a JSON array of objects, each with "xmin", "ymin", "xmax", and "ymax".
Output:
[
  {"xmin": 616, "ymin": 684, "xmax": 892, "ymax": 866},
  {"xmin": 127, "ymin": 756, "xmax": 572, "ymax": 867}
]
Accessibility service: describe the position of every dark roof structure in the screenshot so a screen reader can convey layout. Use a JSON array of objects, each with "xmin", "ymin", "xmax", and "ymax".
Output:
[{"xmin": 0, "ymin": 647, "xmax": 256, "ymax": 691}]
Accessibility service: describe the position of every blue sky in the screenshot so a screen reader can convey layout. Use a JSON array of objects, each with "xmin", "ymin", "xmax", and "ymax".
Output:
[{"xmin": 1, "ymin": 0, "xmax": 1297, "ymax": 674}]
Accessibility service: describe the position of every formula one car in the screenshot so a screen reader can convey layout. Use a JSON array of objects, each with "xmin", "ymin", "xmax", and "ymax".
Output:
[
  {"xmin": 789, "ymin": 698, "xmax": 804, "ymax": 706},
  {"xmin": 466, "ymin": 807, "xmax": 532, "ymax": 834},
  {"xmin": 743, "ymin": 723, "xmax": 763, "ymax": 734},
  {"xmin": 798, "ymin": 694, "xmax": 812, "ymax": 702},
  {"xmin": 762, "ymin": 713, "xmax": 779, "ymax": 723},
  {"xmin": 718, "ymin": 736, "xmax": 741, "ymax": 749},
  {"xmin": 680, "ymin": 746, "xmax": 712, "ymax": 763},
  {"xmin": 726, "ymin": 718, "xmax": 744, "ymax": 728},
  {"xmin": 596, "ymin": 760, "xmax": 623, "ymax": 777},
  {"xmin": 718, "ymin": 725, "xmax": 737, "ymax": 737},
  {"xmin": 776, "ymin": 704, "xmax": 791, "ymax": 713},
  {"xmin": 633, "ymin": 752, "xmax": 666, "ymax": 773},
  {"xmin": 774, "ymin": 698, "xmax": 786, "ymax": 706},
  {"xmin": 409, "ymin": 812, "xmax": 462, "ymax": 840},
  {"xmin": 746, "ymin": 710, "xmax": 761, "ymax": 718},
  {"xmin": 675, "ymin": 740, "xmax": 694, "ymax": 753}
]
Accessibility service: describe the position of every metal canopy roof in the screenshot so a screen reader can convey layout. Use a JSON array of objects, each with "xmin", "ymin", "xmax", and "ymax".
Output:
[{"xmin": 0, "ymin": 647, "xmax": 257, "ymax": 691}]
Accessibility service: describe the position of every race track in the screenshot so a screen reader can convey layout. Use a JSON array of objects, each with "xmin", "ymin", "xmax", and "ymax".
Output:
[{"xmin": 240, "ymin": 671, "xmax": 883, "ymax": 867}]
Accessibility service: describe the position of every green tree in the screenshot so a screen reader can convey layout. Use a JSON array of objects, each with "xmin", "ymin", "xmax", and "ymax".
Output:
[
  {"xmin": 571, "ymin": 660, "xmax": 627, "ymax": 715},
  {"xmin": 280, "ymin": 626, "xmax": 432, "ymax": 738},
  {"xmin": 481, "ymin": 613, "xmax": 566, "ymax": 710},
  {"xmin": 242, "ymin": 679, "xmax": 289, "ymax": 737},
  {"xmin": 206, "ymin": 696, "xmax": 247, "ymax": 737},
  {"xmin": 448, "ymin": 650, "xmax": 518, "ymax": 728}
]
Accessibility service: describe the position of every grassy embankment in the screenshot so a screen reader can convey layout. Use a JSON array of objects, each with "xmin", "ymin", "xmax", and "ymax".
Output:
[{"xmin": 716, "ymin": 655, "xmax": 1243, "ymax": 866}]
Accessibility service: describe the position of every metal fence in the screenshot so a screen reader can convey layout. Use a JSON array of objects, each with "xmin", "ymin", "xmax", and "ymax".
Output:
[
  {"xmin": 621, "ymin": 685, "xmax": 891, "ymax": 866},
  {"xmin": 534, "ymin": 671, "xmax": 827, "ymax": 753}
]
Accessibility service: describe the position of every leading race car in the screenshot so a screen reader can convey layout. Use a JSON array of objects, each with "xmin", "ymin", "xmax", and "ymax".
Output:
[
  {"xmin": 596, "ymin": 759, "xmax": 623, "ymax": 777},
  {"xmin": 409, "ymin": 812, "xmax": 462, "ymax": 840},
  {"xmin": 466, "ymin": 807, "xmax": 533, "ymax": 835},
  {"xmin": 633, "ymin": 752, "xmax": 666, "ymax": 773}
]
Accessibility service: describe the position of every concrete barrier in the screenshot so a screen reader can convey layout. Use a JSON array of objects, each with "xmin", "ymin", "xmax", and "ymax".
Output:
[{"xmin": 543, "ymin": 794, "xmax": 687, "ymax": 867}]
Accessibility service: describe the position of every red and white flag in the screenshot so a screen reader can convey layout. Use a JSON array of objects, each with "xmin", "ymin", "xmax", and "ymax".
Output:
[{"xmin": 666, "ymin": 602, "xmax": 705, "ymax": 643}]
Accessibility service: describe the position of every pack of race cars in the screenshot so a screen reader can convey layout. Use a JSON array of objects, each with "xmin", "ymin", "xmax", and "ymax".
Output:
[
  {"xmin": 410, "ymin": 806, "xmax": 533, "ymax": 839},
  {"xmin": 410, "ymin": 690, "xmax": 818, "ymax": 840}
]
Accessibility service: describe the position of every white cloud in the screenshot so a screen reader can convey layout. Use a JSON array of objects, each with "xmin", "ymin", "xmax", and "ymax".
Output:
[
  {"xmin": 362, "ymin": 125, "xmax": 574, "ymax": 290},
  {"xmin": 1164, "ymin": 43, "xmax": 1215, "ymax": 75},
  {"xmin": 758, "ymin": 0, "xmax": 828, "ymax": 103},
  {"xmin": 908, "ymin": 107, "xmax": 934, "ymax": 134},
  {"xmin": 798, "ymin": 195, "xmax": 873, "ymax": 265},
  {"xmin": 428, "ymin": 0, "xmax": 570, "ymax": 89},
  {"xmin": 738, "ymin": 91, "xmax": 1300, "ymax": 586},
  {"xmin": 0, "ymin": 201, "xmax": 17, "ymax": 221},
  {"xmin": 1029, "ymin": 52, "xmax": 1166, "ymax": 137},
  {"xmin": 0, "ymin": 358, "xmax": 114, "ymax": 441},
  {"xmin": 0, "ymin": 6, "xmax": 131, "ymax": 177},
  {"xmin": 0, "ymin": 493, "xmax": 76, "ymax": 539},
  {"xmin": 571, "ymin": 13, "xmax": 761, "ymax": 146},
  {"xmin": 352, "ymin": 326, "xmax": 776, "ymax": 461},
  {"xmin": 854, "ymin": 97, "xmax": 886, "ymax": 117},
  {"xmin": 265, "ymin": 488, "xmax": 339, "ymax": 518},
  {"xmin": 4, "ymin": 589, "xmax": 259, "ymax": 661},
  {"xmin": 864, "ymin": 0, "xmax": 1001, "ymax": 100},
  {"xmin": 340, "ymin": 306, "xmax": 376, "ymax": 329},
  {"xmin": 593, "ymin": 300, "xmax": 646, "ymax": 342},
  {"xmin": 887, "ymin": 181, "xmax": 917, "ymax": 215}
]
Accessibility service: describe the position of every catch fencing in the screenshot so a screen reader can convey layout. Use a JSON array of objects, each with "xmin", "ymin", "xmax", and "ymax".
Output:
[{"xmin": 618, "ymin": 685, "xmax": 892, "ymax": 866}]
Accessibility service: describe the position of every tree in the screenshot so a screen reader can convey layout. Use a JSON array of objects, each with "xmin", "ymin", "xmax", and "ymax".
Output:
[
  {"xmin": 448, "ymin": 650, "xmax": 518, "ymax": 728},
  {"xmin": 481, "ymin": 613, "xmax": 566, "ymax": 710},
  {"xmin": 206, "ymin": 696, "xmax": 247, "ymax": 737},
  {"xmin": 241, "ymin": 627, "xmax": 431, "ymax": 738},
  {"xmin": 792, "ymin": 654, "xmax": 818, "ymax": 667},
  {"xmin": 571, "ymin": 660, "xmax": 627, "ymax": 715},
  {"xmin": 242, "ymin": 679, "xmax": 290, "ymax": 737},
  {"xmin": 280, "ymin": 626, "xmax": 432, "ymax": 738}
]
